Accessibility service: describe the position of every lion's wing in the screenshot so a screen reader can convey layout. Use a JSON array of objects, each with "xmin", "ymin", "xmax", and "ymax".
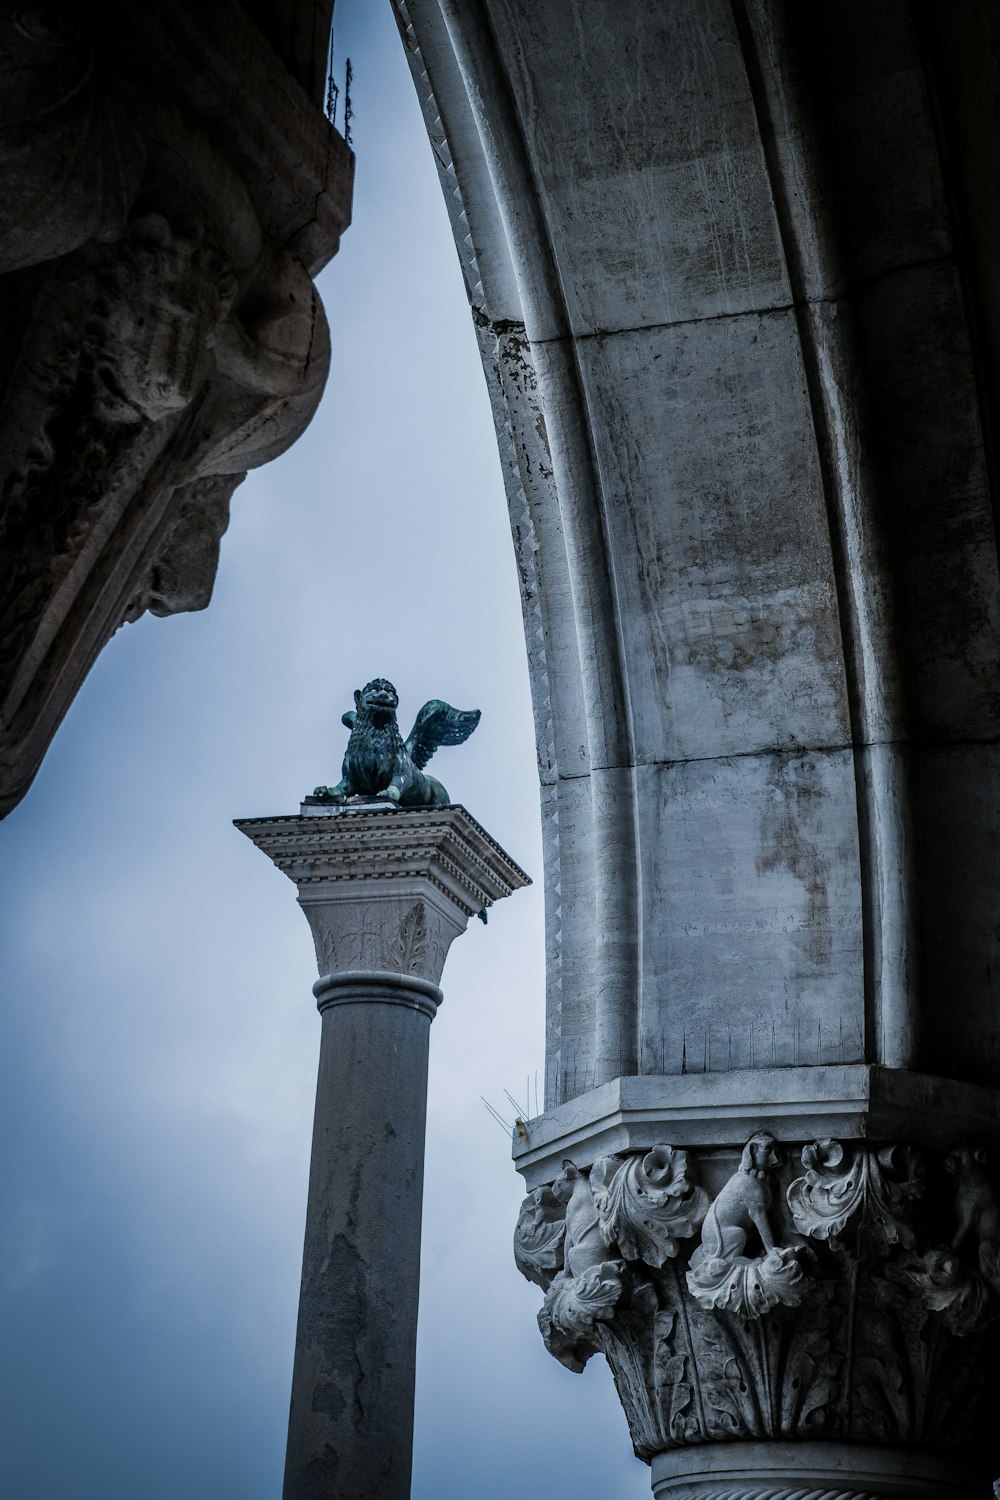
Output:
[{"xmin": 405, "ymin": 700, "xmax": 481, "ymax": 770}]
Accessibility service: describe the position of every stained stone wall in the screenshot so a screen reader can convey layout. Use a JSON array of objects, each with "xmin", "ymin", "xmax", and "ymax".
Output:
[
  {"xmin": 398, "ymin": 3, "xmax": 1000, "ymax": 1487},
  {"xmin": 0, "ymin": 0, "xmax": 352, "ymax": 815},
  {"xmin": 396, "ymin": 0, "xmax": 1000, "ymax": 1104}
]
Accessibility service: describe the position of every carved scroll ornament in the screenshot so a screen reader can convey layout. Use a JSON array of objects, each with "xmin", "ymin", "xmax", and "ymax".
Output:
[
  {"xmin": 786, "ymin": 1139, "xmax": 922, "ymax": 1247},
  {"xmin": 515, "ymin": 1135, "xmax": 1000, "ymax": 1465},
  {"xmin": 591, "ymin": 1144, "xmax": 709, "ymax": 1267}
]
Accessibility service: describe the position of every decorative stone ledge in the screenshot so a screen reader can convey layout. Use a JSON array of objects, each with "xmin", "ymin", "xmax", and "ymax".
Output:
[{"xmin": 512, "ymin": 1067, "xmax": 1000, "ymax": 1188}]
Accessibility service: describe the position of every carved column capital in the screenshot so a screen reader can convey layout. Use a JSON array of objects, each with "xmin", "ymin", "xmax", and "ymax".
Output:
[
  {"xmin": 514, "ymin": 1129, "xmax": 1000, "ymax": 1491},
  {"xmin": 236, "ymin": 799, "xmax": 529, "ymax": 986}
]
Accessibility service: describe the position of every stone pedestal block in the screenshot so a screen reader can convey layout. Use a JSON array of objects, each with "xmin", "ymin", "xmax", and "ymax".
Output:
[{"xmin": 237, "ymin": 800, "xmax": 528, "ymax": 1500}]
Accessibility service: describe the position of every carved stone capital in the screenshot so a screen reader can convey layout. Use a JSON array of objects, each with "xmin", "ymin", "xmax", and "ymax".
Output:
[
  {"xmin": 514, "ymin": 1132, "xmax": 1000, "ymax": 1487},
  {"xmin": 236, "ymin": 801, "xmax": 530, "ymax": 986}
]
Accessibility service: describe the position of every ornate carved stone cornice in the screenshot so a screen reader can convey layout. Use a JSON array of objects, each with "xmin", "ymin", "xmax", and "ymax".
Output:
[
  {"xmin": 236, "ymin": 801, "xmax": 531, "ymax": 983},
  {"xmin": 0, "ymin": 0, "xmax": 353, "ymax": 815}
]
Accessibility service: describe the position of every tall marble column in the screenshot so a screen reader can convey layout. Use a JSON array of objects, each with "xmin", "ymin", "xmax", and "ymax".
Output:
[{"xmin": 237, "ymin": 799, "xmax": 528, "ymax": 1500}]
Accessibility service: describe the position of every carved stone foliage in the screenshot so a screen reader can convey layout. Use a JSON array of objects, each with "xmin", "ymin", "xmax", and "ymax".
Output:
[
  {"xmin": 592, "ymin": 1145, "xmax": 709, "ymax": 1268},
  {"xmin": 0, "ymin": 0, "xmax": 353, "ymax": 815},
  {"xmin": 515, "ymin": 1148, "xmax": 706, "ymax": 1373},
  {"xmin": 904, "ymin": 1146, "xmax": 1000, "ymax": 1337},
  {"xmin": 305, "ymin": 897, "xmax": 455, "ymax": 986},
  {"xmin": 786, "ymin": 1140, "xmax": 922, "ymax": 1247},
  {"xmin": 514, "ymin": 1136, "xmax": 1000, "ymax": 1467}
]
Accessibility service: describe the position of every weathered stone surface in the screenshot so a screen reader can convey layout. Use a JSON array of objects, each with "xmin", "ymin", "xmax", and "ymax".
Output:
[
  {"xmin": 0, "ymin": 0, "xmax": 353, "ymax": 816},
  {"xmin": 397, "ymin": 0, "xmax": 1000, "ymax": 1487},
  {"xmin": 397, "ymin": 0, "xmax": 1000, "ymax": 1117},
  {"xmin": 286, "ymin": 971, "xmax": 440, "ymax": 1500},
  {"xmin": 635, "ymin": 751, "xmax": 865, "ymax": 1077}
]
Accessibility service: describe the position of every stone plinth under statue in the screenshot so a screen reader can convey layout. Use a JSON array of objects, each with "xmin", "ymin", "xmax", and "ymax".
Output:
[{"xmin": 237, "ymin": 798, "xmax": 528, "ymax": 1500}]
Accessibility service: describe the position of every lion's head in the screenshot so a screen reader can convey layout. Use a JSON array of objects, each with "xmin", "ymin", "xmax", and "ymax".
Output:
[{"xmin": 354, "ymin": 678, "xmax": 399, "ymax": 723}]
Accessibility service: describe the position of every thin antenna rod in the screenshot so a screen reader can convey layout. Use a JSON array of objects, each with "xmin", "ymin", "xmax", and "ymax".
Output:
[
  {"xmin": 325, "ymin": 27, "xmax": 338, "ymax": 124},
  {"xmin": 481, "ymin": 1096, "xmax": 512, "ymax": 1135},
  {"xmin": 503, "ymin": 1087, "xmax": 529, "ymax": 1120},
  {"xmin": 344, "ymin": 57, "xmax": 354, "ymax": 146}
]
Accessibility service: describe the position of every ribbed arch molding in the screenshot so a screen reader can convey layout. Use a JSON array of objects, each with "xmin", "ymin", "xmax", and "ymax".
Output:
[{"xmin": 396, "ymin": 0, "xmax": 1000, "ymax": 1104}]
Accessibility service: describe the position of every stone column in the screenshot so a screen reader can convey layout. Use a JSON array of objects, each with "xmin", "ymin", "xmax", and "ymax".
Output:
[{"xmin": 236, "ymin": 799, "xmax": 528, "ymax": 1500}]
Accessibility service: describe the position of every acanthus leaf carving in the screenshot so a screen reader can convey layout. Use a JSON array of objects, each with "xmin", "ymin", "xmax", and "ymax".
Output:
[
  {"xmin": 904, "ymin": 1245, "xmax": 993, "ymax": 1338},
  {"xmin": 786, "ymin": 1140, "xmax": 923, "ymax": 1248},
  {"xmin": 591, "ymin": 1144, "xmax": 709, "ymax": 1268},
  {"xmin": 513, "ymin": 1184, "xmax": 565, "ymax": 1290},
  {"xmin": 529, "ymin": 1161, "xmax": 625, "ymax": 1372},
  {"xmin": 539, "ymin": 1262, "xmax": 624, "ymax": 1373},
  {"xmin": 308, "ymin": 898, "xmax": 449, "ymax": 982},
  {"xmin": 516, "ymin": 1134, "xmax": 1000, "ymax": 1461},
  {"xmin": 593, "ymin": 1280, "xmax": 671, "ymax": 1457},
  {"xmin": 387, "ymin": 902, "xmax": 428, "ymax": 975},
  {"xmin": 648, "ymin": 1302, "xmax": 699, "ymax": 1447},
  {"xmin": 515, "ymin": 1147, "xmax": 711, "ymax": 1375}
]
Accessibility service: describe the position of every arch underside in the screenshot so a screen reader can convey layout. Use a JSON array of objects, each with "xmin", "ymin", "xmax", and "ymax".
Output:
[{"xmin": 395, "ymin": 0, "xmax": 1000, "ymax": 1106}]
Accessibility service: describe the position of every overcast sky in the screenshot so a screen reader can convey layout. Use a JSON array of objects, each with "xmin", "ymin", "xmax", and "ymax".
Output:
[{"xmin": 0, "ymin": 5, "xmax": 650, "ymax": 1499}]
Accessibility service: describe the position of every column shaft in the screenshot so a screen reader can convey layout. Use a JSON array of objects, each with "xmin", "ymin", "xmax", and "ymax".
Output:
[
  {"xmin": 236, "ymin": 804, "xmax": 529, "ymax": 1497},
  {"xmin": 282, "ymin": 973, "xmax": 439, "ymax": 1500}
]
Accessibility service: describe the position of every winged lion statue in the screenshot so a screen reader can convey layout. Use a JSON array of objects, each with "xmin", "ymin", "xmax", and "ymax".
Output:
[{"xmin": 313, "ymin": 677, "xmax": 480, "ymax": 808}]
